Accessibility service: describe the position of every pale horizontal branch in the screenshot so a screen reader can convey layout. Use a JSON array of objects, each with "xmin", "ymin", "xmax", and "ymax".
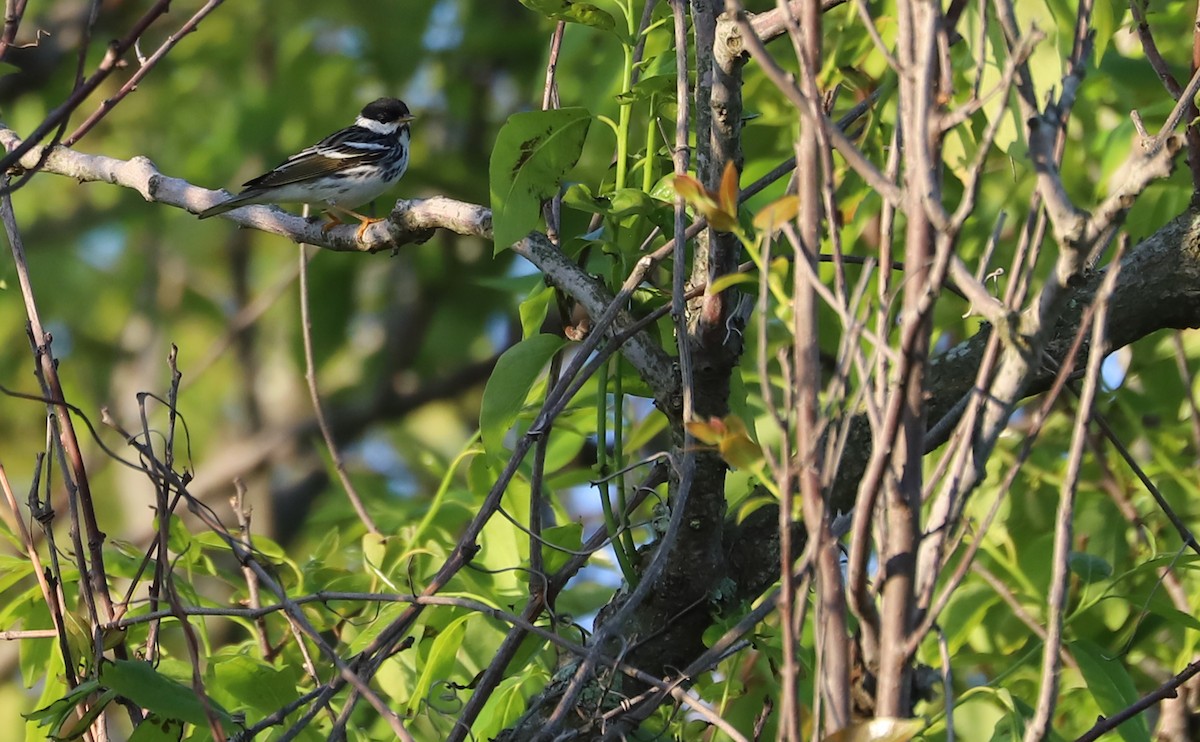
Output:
[{"xmin": 0, "ymin": 125, "xmax": 678, "ymax": 409}]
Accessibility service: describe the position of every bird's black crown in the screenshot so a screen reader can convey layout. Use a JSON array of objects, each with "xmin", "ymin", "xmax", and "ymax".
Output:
[{"xmin": 361, "ymin": 98, "xmax": 411, "ymax": 124}]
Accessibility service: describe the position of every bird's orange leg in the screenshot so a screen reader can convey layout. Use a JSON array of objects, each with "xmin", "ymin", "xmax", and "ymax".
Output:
[
  {"xmin": 324, "ymin": 206, "xmax": 384, "ymax": 240},
  {"xmin": 319, "ymin": 211, "xmax": 346, "ymax": 234}
]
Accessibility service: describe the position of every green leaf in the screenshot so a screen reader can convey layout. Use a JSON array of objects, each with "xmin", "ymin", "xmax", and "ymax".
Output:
[
  {"xmin": 347, "ymin": 602, "xmax": 409, "ymax": 654},
  {"xmin": 519, "ymin": 282, "xmax": 555, "ymax": 339},
  {"xmin": 24, "ymin": 679, "xmax": 101, "ymax": 726},
  {"xmin": 707, "ymin": 272, "xmax": 756, "ymax": 295},
  {"xmin": 363, "ymin": 532, "xmax": 389, "ymax": 574},
  {"xmin": 479, "ymin": 334, "xmax": 566, "ymax": 456},
  {"xmin": 52, "ymin": 688, "xmax": 118, "ymax": 740},
  {"xmin": 127, "ymin": 713, "xmax": 185, "ymax": 742},
  {"xmin": 0, "ymin": 554, "xmax": 33, "ymax": 594},
  {"xmin": 1071, "ymin": 640, "xmax": 1151, "ymax": 742},
  {"xmin": 15, "ymin": 598, "xmax": 54, "ymax": 688},
  {"xmin": 560, "ymin": 185, "xmax": 670, "ymax": 231},
  {"xmin": 561, "ymin": 183, "xmax": 608, "ymax": 216},
  {"xmin": 517, "ymin": 0, "xmax": 616, "ymax": 31},
  {"xmin": 472, "ymin": 671, "xmax": 546, "ymax": 741},
  {"xmin": 99, "ymin": 660, "xmax": 236, "ymax": 728},
  {"xmin": 490, "ymin": 108, "xmax": 592, "ymax": 252},
  {"xmin": 1067, "ymin": 551, "xmax": 1113, "ymax": 583},
  {"xmin": 616, "ymin": 53, "xmax": 678, "ymax": 104},
  {"xmin": 540, "ymin": 523, "xmax": 584, "ymax": 575},
  {"xmin": 207, "ymin": 653, "xmax": 301, "ymax": 717},
  {"xmin": 608, "ymin": 188, "xmax": 669, "ymax": 219},
  {"xmin": 406, "ymin": 613, "xmax": 473, "ymax": 717},
  {"xmin": 1091, "ymin": 0, "xmax": 1122, "ymax": 64}
]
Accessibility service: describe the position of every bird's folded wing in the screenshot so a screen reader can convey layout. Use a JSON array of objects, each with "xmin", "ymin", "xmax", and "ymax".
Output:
[{"xmin": 241, "ymin": 131, "xmax": 391, "ymax": 189}]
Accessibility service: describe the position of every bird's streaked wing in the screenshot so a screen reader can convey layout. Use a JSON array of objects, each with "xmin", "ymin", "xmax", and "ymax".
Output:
[{"xmin": 241, "ymin": 127, "xmax": 397, "ymax": 189}]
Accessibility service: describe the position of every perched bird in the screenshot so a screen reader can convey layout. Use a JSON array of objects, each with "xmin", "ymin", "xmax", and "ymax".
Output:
[{"xmin": 198, "ymin": 98, "xmax": 414, "ymax": 239}]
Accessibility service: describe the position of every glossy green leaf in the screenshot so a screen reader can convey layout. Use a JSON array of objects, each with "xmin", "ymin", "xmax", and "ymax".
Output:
[
  {"xmin": 1068, "ymin": 551, "xmax": 1113, "ymax": 583},
  {"xmin": 472, "ymin": 671, "xmax": 545, "ymax": 741},
  {"xmin": 480, "ymin": 333, "xmax": 565, "ymax": 456},
  {"xmin": 1071, "ymin": 639, "xmax": 1150, "ymax": 742},
  {"xmin": 100, "ymin": 660, "xmax": 236, "ymax": 728},
  {"xmin": 490, "ymin": 108, "xmax": 592, "ymax": 252},
  {"xmin": 519, "ymin": 282, "xmax": 555, "ymax": 339},
  {"xmin": 517, "ymin": 0, "xmax": 615, "ymax": 31},
  {"xmin": 0, "ymin": 554, "xmax": 33, "ymax": 594},
  {"xmin": 14, "ymin": 598, "xmax": 53, "ymax": 689},
  {"xmin": 207, "ymin": 653, "xmax": 301, "ymax": 716},
  {"xmin": 540, "ymin": 523, "xmax": 584, "ymax": 575},
  {"xmin": 52, "ymin": 688, "xmax": 118, "ymax": 740},
  {"xmin": 127, "ymin": 713, "xmax": 186, "ymax": 742},
  {"xmin": 407, "ymin": 613, "xmax": 473, "ymax": 717},
  {"xmin": 23, "ymin": 678, "xmax": 101, "ymax": 726}
]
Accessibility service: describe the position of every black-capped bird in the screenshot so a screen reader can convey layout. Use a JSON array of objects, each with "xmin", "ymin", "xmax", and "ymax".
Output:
[{"xmin": 198, "ymin": 98, "xmax": 414, "ymax": 239}]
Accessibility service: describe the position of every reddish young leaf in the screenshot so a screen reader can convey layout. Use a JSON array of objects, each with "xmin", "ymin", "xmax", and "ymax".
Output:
[{"xmin": 718, "ymin": 160, "xmax": 739, "ymax": 220}]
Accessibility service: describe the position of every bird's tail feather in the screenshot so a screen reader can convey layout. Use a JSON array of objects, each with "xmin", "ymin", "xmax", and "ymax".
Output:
[{"xmin": 198, "ymin": 192, "xmax": 260, "ymax": 219}]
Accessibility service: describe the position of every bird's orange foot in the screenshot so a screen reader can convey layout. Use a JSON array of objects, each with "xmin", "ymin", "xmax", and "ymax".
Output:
[
  {"xmin": 355, "ymin": 217, "xmax": 384, "ymax": 241},
  {"xmin": 320, "ymin": 213, "xmax": 345, "ymax": 234}
]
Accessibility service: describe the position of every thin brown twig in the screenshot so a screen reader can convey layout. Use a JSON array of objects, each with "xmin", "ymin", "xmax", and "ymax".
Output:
[
  {"xmin": 907, "ymin": 258, "xmax": 1125, "ymax": 656},
  {"xmin": 112, "ymin": 426, "xmax": 414, "ymax": 742},
  {"xmin": 64, "ymin": 0, "xmax": 227, "ymax": 146},
  {"xmin": 0, "ymin": 463, "xmax": 75, "ymax": 681},
  {"xmin": 733, "ymin": 8, "xmax": 904, "ymax": 209},
  {"xmin": 671, "ymin": 0, "xmax": 694, "ymax": 421},
  {"xmin": 1, "ymin": 175, "xmax": 118, "ymax": 632},
  {"xmin": 936, "ymin": 626, "xmax": 956, "ymax": 742},
  {"xmin": 140, "ymin": 350, "xmax": 185, "ymax": 665},
  {"xmin": 297, "ymin": 235, "xmax": 380, "ymax": 535},
  {"xmin": 73, "ymin": 0, "xmax": 104, "ymax": 94},
  {"xmin": 231, "ymin": 481, "xmax": 274, "ymax": 659},
  {"xmin": 1024, "ymin": 241, "xmax": 1122, "ymax": 742},
  {"xmin": 0, "ymin": 0, "xmax": 28, "ymax": 58},
  {"xmin": 164, "ymin": 558, "xmax": 230, "ymax": 741},
  {"xmin": 0, "ymin": 0, "xmax": 173, "ymax": 190},
  {"xmin": 1128, "ymin": 0, "xmax": 1182, "ymax": 98},
  {"xmin": 971, "ymin": 563, "xmax": 1078, "ymax": 671}
]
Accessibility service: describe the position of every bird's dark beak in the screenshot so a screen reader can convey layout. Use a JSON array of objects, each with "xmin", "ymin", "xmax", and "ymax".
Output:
[{"xmin": 400, "ymin": 113, "xmax": 416, "ymax": 123}]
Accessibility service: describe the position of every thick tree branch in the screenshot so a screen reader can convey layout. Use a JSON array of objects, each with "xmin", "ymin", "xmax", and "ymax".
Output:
[
  {"xmin": 718, "ymin": 209, "xmax": 1200, "ymax": 697},
  {"xmin": 0, "ymin": 126, "xmax": 679, "ymax": 413},
  {"xmin": 817, "ymin": 208, "xmax": 1200, "ymax": 523}
]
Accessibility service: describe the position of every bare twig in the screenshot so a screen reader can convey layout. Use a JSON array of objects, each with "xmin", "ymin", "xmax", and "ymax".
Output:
[
  {"xmin": 0, "ymin": 0, "xmax": 28, "ymax": 58},
  {"xmin": 1024, "ymin": 243, "xmax": 1123, "ymax": 742},
  {"xmin": 1, "ymin": 175, "xmax": 116, "ymax": 626},
  {"xmin": 297, "ymin": 237, "xmax": 380, "ymax": 534},
  {"xmin": 64, "ymin": 0, "xmax": 227, "ymax": 146},
  {"xmin": 0, "ymin": 0, "xmax": 173, "ymax": 189}
]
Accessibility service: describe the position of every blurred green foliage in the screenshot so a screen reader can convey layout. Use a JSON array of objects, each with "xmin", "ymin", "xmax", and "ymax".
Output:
[{"xmin": 0, "ymin": 0, "xmax": 1198, "ymax": 739}]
